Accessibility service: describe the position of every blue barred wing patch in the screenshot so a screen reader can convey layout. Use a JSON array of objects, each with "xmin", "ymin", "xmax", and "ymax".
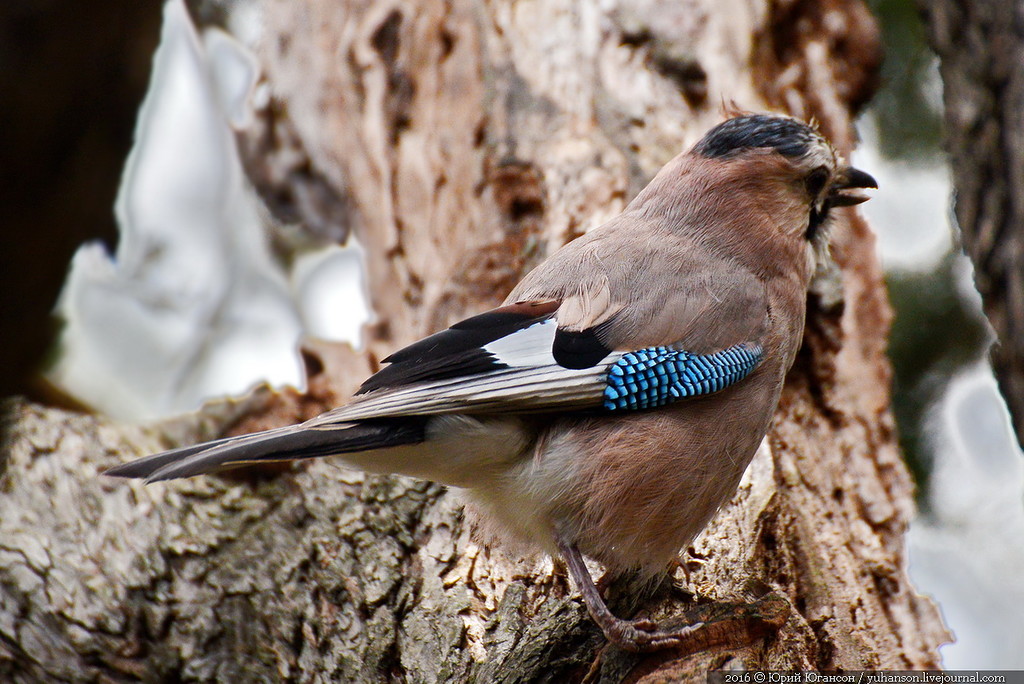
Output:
[{"xmin": 602, "ymin": 343, "xmax": 763, "ymax": 411}]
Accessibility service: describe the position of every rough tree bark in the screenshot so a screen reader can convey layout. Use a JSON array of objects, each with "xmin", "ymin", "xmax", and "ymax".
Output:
[
  {"xmin": 0, "ymin": 1, "xmax": 948, "ymax": 681},
  {"xmin": 916, "ymin": 0, "xmax": 1024, "ymax": 449}
]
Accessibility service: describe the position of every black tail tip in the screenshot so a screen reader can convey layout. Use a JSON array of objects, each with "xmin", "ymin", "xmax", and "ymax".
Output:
[{"xmin": 103, "ymin": 462, "xmax": 154, "ymax": 480}]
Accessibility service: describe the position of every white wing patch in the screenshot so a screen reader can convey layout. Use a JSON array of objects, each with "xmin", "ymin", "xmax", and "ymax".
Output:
[{"xmin": 482, "ymin": 318, "xmax": 558, "ymax": 367}]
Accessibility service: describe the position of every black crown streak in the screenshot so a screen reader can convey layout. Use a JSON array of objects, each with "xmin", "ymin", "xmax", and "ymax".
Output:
[{"xmin": 694, "ymin": 115, "xmax": 818, "ymax": 160}]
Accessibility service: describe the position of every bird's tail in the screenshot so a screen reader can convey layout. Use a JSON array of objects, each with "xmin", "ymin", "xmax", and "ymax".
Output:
[{"xmin": 104, "ymin": 419, "xmax": 426, "ymax": 483}]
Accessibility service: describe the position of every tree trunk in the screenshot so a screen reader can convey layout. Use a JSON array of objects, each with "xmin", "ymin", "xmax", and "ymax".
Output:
[
  {"xmin": 0, "ymin": 1, "xmax": 948, "ymax": 681},
  {"xmin": 917, "ymin": 0, "xmax": 1024, "ymax": 448}
]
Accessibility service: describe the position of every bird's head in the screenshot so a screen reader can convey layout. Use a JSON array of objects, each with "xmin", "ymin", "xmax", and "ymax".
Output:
[{"xmin": 686, "ymin": 113, "xmax": 877, "ymax": 273}]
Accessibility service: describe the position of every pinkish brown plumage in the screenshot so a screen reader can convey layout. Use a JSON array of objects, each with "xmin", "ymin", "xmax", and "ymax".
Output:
[{"xmin": 107, "ymin": 113, "xmax": 875, "ymax": 651}]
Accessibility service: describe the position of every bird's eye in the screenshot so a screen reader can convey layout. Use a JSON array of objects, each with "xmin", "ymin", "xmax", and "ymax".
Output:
[{"xmin": 805, "ymin": 166, "xmax": 829, "ymax": 198}]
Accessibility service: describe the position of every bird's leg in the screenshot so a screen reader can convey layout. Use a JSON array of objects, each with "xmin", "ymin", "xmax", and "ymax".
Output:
[
  {"xmin": 556, "ymin": 538, "xmax": 704, "ymax": 652},
  {"xmin": 558, "ymin": 538, "xmax": 789, "ymax": 654},
  {"xmin": 674, "ymin": 554, "xmax": 692, "ymax": 586}
]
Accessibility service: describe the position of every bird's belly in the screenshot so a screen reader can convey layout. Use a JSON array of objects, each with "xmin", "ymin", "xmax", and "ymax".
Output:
[{"xmin": 477, "ymin": 387, "xmax": 777, "ymax": 576}]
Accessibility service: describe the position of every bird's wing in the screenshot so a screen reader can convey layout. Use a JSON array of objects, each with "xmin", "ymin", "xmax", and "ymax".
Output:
[
  {"xmin": 311, "ymin": 217, "xmax": 771, "ymax": 423},
  {"xmin": 108, "ymin": 314, "xmax": 762, "ymax": 482},
  {"xmin": 309, "ymin": 284, "xmax": 764, "ymax": 426},
  {"xmin": 107, "ymin": 207, "xmax": 770, "ymax": 483}
]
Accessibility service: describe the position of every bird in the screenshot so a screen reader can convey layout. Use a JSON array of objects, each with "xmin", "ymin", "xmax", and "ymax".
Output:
[{"xmin": 106, "ymin": 112, "xmax": 876, "ymax": 652}]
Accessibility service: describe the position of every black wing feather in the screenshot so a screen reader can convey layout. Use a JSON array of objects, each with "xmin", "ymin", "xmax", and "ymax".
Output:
[
  {"xmin": 358, "ymin": 300, "xmax": 561, "ymax": 394},
  {"xmin": 552, "ymin": 326, "xmax": 613, "ymax": 369}
]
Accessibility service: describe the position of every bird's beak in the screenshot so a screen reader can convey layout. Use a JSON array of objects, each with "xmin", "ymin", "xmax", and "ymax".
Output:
[{"xmin": 829, "ymin": 166, "xmax": 878, "ymax": 207}]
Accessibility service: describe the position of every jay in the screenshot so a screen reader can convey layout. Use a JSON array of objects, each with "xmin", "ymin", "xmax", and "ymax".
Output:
[{"xmin": 107, "ymin": 113, "xmax": 876, "ymax": 652}]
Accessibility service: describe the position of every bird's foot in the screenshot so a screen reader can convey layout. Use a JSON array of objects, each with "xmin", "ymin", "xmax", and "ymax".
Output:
[
  {"xmin": 556, "ymin": 537, "xmax": 788, "ymax": 655},
  {"xmin": 556, "ymin": 538, "xmax": 710, "ymax": 652},
  {"xmin": 601, "ymin": 591, "xmax": 788, "ymax": 653},
  {"xmin": 601, "ymin": 615, "xmax": 706, "ymax": 652}
]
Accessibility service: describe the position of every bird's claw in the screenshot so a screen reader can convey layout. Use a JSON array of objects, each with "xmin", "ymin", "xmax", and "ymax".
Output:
[{"xmin": 606, "ymin": 618, "xmax": 704, "ymax": 652}]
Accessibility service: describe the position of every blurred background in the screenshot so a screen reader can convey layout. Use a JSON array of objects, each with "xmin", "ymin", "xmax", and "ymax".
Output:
[
  {"xmin": 857, "ymin": 0, "xmax": 1024, "ymax": 666},
  {"xmin": 1, "ymin": 0, "xmax": 1021, "ymax": 667}
]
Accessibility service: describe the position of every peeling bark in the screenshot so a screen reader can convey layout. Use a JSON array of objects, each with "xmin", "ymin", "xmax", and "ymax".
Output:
[{"xmin": 0, "ymin": 0, "xmax": 948, "ymax": 681}]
